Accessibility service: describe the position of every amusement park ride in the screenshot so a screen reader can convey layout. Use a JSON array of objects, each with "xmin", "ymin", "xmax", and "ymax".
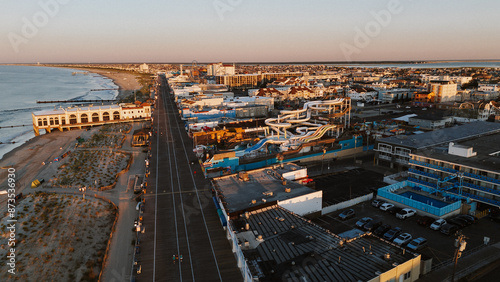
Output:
[{"xmin": 194, "ymin": 98, "xmax": 361, "ymax": 177}]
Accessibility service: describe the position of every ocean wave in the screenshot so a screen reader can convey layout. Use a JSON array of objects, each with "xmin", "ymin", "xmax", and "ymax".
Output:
[{"xmin": 0, "ymin": 106, "xmax": 46, "ymax": 114}]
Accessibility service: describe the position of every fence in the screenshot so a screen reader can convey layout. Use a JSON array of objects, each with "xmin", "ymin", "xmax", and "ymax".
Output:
[
  {"xmin": 226, "ymin": 220, "xmax": 254, "ymax": 282},
  {"xmin": 321, "ymin": 193, "xmax": 373, "ymax": 215},
  {"xmin": 378, "ymin": 181, "xmax": 461, "ymax": 217}
]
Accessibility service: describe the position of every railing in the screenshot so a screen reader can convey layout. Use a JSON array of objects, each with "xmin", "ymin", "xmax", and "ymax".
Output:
[
  {"xmin": 378, "ymin": 180, "xmax": 461, "ymax": 217},
  {"xmin": 455, "ymin": 190, "xmax": 500, "ymax": 207},
  {"xmin": 378, "ymin": 154, "xmax": 391, "ymax": 161},
  {"xmin": 408, "ymin": 168, "xmax": 440, "ymax": 180},
  {"xmin": 463, "ymin": 172, "xmax": 500, "ymax": 185},
  {"xmin": 462, "ymin": 182, "xmax": 500, "ymax": 197},
  {"xmin": 409, "ymin": 159, "xmax": 458, "ymax": 174},
  {"xmin": 407, "ymin": 177, "xmax": 438, "ymax": 188}
]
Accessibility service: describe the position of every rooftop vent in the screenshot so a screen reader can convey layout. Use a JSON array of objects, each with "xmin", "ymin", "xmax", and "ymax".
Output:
[
  {"xmin": 239, "ymin": 171, "xmax": 250, "ymax": 181},
  {"xmin": 384, "ymin": 253, "xmax": 391, "ymax": 261}
]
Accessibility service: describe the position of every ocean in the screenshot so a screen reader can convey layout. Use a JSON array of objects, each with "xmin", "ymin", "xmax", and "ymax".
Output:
[{"xmin": 0, "ymin": 65, "xmax": 118, "ymax": 160}]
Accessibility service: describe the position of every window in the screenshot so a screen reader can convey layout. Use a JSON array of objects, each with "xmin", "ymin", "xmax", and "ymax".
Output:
[{"xmin": 403, "ymin": 271, "xmax": 411, "ymax": 280}]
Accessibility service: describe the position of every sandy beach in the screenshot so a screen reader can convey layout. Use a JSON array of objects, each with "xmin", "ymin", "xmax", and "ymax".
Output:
[{"xmin": 67, "ymin": 67, "xmax": 144, "ymax": 100}]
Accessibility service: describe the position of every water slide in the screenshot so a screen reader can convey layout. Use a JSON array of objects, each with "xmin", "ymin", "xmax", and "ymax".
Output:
[
  {"xmin": 299, "ymin": 124, "xmax": 337, "ymax": 143},
  {"xmin": 244, "ymin": 138, "xmax": 270, "ymax": 153},
  {"xmin": 265, "ymin": 99, "xmax": 347, "ymax": 137},
  {"xmin": 239, "ymin": 99, "xmax": 349, "ymax": 155}
]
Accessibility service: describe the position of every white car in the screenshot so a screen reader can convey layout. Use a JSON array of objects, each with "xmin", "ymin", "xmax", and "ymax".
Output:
[
  {"xmin": 393, "ymin": 233, "xmax": 413, "ymax": 245},
  {"xmin": 430, "ymin": 219, "xmax": 447, "ymax": 230},
  {"xmin": 396, "ymin": 208, "xmax": 416, "ymax": 219},
  {"xmin": 380, "ymin": 203, "xmax": 394, "ymax": 211}
]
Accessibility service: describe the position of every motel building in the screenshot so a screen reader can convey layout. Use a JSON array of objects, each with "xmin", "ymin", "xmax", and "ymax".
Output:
[{"xmin": 32, "ymin": 102, "xmax": 151, "ymax": 136}]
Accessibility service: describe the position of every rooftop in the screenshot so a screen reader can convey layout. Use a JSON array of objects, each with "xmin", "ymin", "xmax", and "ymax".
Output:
[
  {"xmin": 234, "ymin": 206, "xmax": 418, "ymax": 281},
  {"xmin": 378, "ymin": 121, "xmax": 500, "ymax": 150},
  {"xmin": 33, "ymin": 104, "xmax": 121, "ymax": 116},
  {"xmin": 414, "ymin": 132, "xmax": 500, "ymax": 173},
  {"xmin": 213, "ymin": 165, "xmax": 316, "ymax": 215}
]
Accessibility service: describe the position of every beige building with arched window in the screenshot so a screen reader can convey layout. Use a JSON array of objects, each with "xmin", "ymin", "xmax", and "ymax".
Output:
[{"xmin": 32, "ymin": 103, "xmax": 151, "ymax": 136}]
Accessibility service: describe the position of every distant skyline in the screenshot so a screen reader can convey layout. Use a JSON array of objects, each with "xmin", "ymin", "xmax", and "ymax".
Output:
[{"xmin": 1, "ymin": 0, "xmax": 500, "ymax": 64}]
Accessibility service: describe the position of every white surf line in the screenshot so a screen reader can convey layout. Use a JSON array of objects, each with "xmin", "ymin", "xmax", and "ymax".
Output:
[
  {"xmin": 165, "ymin": 80, "xmax": 223, "ymax": 281},
  {"xmin": 162, "ymin": 79, "xmax": 183, "ymax": 280},
  {"xmin": 165, "ymin": 96, "xmax": 196, "ymax": 282}
]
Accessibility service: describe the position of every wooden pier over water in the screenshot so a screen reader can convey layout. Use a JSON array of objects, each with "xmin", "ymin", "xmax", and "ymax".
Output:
[{"xmin": 36, "ymin": 100, "xmax": 118, "ymax": 104}]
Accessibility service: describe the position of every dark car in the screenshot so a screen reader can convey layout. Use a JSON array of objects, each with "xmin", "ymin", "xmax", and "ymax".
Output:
[
  {"xmin": 338, "ymin": 209, "xmax": 355, "ymax": 220},
  {"xmin": 364, "ymin": 219, "xmax": 382, "ymax": 231},
  {"xmin": 457, "ymin": 214, "xmax": 477, "ymax": 224},
  {"xmin": 448, "ymin": 217, "xmax": 469, "ymax": 228},
  {"xmin": 355, "ymin": 217, "xmax": 373, "ymax": 228},
  {"xmin": 383, "ymin": 227, "xmax": 402, "ymax": 241},
  {"xmin": 417, "ymin": 216, "xmax": 435, "ymax": 227},
  {"xmin": 440, "ymin": 223, "xmax": 459, "ymax": 236},
  {"xmin": 407, "ymin": 237, "xmax": 428, "ymax": 251},
  {"xmin": 374, "ymin": 224, "xmax": 391, "ymax": 237},
  {"xmin": 387, "ymin": 206, "xmax": 403, "ymax": 215},
  {"xmin": 371, "ymin": 199, "xmax": 385, "ymax": 208}
]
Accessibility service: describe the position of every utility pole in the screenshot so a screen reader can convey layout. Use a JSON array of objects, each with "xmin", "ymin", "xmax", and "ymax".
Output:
[
  {"xmin": 451, "ymin": 232, "xmax": 467, "ymax": 282},
  {"xmin": 321, "ymin": 147, "xmax": 326, "ymax": 175}
]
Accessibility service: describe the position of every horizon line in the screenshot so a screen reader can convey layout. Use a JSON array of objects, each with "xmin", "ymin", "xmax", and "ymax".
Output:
[{"xmin": 2, "ymin": 59, "xmax": 500, "ymax": 66}]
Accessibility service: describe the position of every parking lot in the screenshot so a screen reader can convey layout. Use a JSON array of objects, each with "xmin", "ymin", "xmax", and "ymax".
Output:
[{"xmin": 313, "ymin": 200, "xmax": 500, "ymax": 266}]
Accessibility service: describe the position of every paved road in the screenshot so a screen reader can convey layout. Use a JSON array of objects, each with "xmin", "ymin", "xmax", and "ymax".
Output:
[{"xmin": 137, "ymin": 75, "xmax": 242, "ymax": 282}]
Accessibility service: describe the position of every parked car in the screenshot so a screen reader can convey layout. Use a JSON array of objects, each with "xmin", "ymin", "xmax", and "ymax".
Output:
[
  {"xmin": 440, "ymin": 223, "xmax": 459, "ymax": 236},
  {"xmin": 397, "ymin": 208, "xmax": 417, "ymax": 220},
  {"xmin": 430, "ymin": 219, "xmax": 447, "ymax": 231},
  {"xmin": 417, "ymin": 216, "xmax": 435, "ymax": 227},
  {"xmin": 456, "ymin": 214, "xmax": 477, "ymax": 225},
  {"xmin": 373, "ymin": 224, "xmax": 391, "ymax": 237},
  {"xmin": 407, "ymin": 237, "xmax": 428, "ymax": 251},
  {"xmin": 380, "ymin": 203, "xmax": 395, "ymax": 211},
  {"xmin": 356, "ymin": 217, "xmax": 373, "ymax": 228},
  {"xmin": 364, "ymin": 219, "xmax": 382, "ymax": 231},
  {"xmin": 387, "ymin": 206, "xmax": 403, "ymax": 215},
  {"xmin": 393, "ymin": 233, "xmax": 413, "ymax": 245},
  {"xmin": 372, "ymin": 199, "xmax": 385, "ymax": 208},
  {"xmin": 448, "ymin": 217, "xmax": 469, "ymax": 228},
  {"xmin": 338, "ymin": 209, "xmax": 355, "ymax": 220},
  {"xmin": 383, "ymin": 227, "xmax": 402, "ymax": 241}
]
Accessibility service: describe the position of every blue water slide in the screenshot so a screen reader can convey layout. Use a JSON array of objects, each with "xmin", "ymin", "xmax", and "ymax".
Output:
[{"xmin": 244, "ymin": 138, "xmax": 269, "ymax": 153}]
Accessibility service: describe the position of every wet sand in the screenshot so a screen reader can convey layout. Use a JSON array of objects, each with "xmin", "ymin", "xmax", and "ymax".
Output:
[{"xmin": 62, "ymin": 67, "xmax": 144, "ymax": 100}]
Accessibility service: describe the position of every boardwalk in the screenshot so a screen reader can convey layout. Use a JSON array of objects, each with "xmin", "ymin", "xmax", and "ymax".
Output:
[{"xmin": 137, "ymin": 75, "xmax": 242, "ymax": 281}]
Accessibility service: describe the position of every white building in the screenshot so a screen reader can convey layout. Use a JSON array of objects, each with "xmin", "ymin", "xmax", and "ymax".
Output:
[
  {"xmin": 139, "ymin": 63, "xmax": 149, "ymax": 73},
  {"xmin": 421, "ymin": 75, "xmax": 472, "ymax": 86},
  {"xmin": 207, "ymin": 63, "xmax": 235, "ymax": 76},
  {"xmin": 32, "ymin": 103, "xmax": 151, "ymax": 136},
  {"xmin": 428, "ymin": 80, "xmax": 457, "ymax": 102},
  {"xmin": 378, "ymin": 88, "xmax": 413, "ymax": 103},
  {"xmin": 478, "ymin": 83, "xmax": 500, "ymax": 92}
]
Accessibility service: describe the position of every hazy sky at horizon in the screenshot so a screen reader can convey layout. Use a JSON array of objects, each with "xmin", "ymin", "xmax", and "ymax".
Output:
[{"xmin": 1, "ymin": 0, "xmax": 500, "ymax": 63}]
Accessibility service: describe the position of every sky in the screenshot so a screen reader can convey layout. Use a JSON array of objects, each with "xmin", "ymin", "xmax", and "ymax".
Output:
[{"xmin": 1, "ymin": 0, "xmax": 500, "ymax": 63}]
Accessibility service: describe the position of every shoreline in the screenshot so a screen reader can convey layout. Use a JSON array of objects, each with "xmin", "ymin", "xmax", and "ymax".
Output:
[
  {"xmin": 0, "ymin": 66, "xmax": 143, "ymax": 161},
  {"xmin": 54, "ymin": 66, "xmax": 143, "ymax": 101}
]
